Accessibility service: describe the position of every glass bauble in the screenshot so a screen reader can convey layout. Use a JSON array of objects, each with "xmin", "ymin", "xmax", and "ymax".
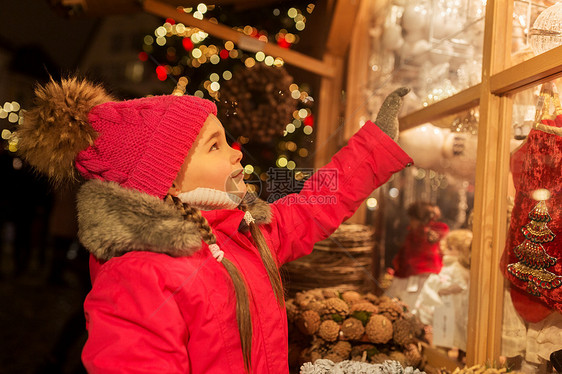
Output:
[{"xmin": 529, "ymin": 2, "xmax": 562, "ymax": 55}]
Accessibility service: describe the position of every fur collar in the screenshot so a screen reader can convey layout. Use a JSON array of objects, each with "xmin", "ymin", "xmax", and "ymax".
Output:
[{"xmin": 77, "ymin": 180, "xmax": 271, "ymax": 261}]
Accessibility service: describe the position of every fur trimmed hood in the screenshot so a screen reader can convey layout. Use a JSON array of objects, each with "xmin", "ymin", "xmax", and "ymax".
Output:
[{"xmin": 77, "ymin": 180, "xmax": 271, "ymax": 261}]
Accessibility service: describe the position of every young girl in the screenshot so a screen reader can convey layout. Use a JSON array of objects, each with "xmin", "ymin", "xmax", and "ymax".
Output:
[{"xmin": 16, "ymin": 77, "xmax": 412, "ymax": 373}]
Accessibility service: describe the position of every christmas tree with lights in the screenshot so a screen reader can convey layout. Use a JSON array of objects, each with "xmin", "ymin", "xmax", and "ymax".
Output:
[
  {"xmin": 507, "ymin": 200, "xmax": 562, "ymax": 296},
  {"xmin": 143, "ymin": 3, "xmax": 318, "ymax": 199}
]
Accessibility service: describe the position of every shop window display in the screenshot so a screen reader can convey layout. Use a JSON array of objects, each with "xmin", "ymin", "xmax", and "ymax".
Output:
[
  {"xmin": 374, "ymin": 0, "xmax": 485, "ymax": 116},
  {"xmin": 501, "ymin": 80, "xmax": 562, "ymax": 373},
  {"xmin": 499, "ymin": 3, "xmax": 562, "ymax": 371},
  {"xmin": 324, "ymin": 0, "xmax": 562, "ymax": 371}
]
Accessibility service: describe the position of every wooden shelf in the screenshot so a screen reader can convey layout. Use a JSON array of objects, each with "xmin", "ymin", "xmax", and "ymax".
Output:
[
  {"xmin": 491, "ymin": 45, "xmax": 562, "ymax": 95},
  {"xmin": 399, "ymin": 45, "xmax": 562, "ymax": 132},
  {"xmin": 398, "ymin": 84, "xmax": 481, "ymax": 130}
]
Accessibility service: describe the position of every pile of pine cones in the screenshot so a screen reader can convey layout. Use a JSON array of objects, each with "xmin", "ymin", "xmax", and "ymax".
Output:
[{"xmin": 287, "ymin": 287, "xmax": 427, "ymax": 370}]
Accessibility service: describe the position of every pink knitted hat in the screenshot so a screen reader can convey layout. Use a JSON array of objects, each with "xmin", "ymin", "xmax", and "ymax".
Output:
[
  {"xmin": 76, "ymin": 95, "xmax": 216, "ymax": 199},
  {"xmin": 17, "ymin": 78, "xmax": 216, "ymax": 199}
]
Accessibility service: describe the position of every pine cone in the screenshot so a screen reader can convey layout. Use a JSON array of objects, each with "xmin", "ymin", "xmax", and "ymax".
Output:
[
  {"xmin": 340, "ymin": 318, "xmax": 365, "ymax": 340},
  {"xmin": 297, "ymin": 310, "xmax": 321, "ymax": 335},
  {"xmin": 364, "ymin": 293, "xmax": 380, "ymax": 304},
  {"xmin": 393, "ymin": 318, "xmax": 415, "ymax": 346},
  {"xmin": 330, "ymin": 341, "xmax": 352, "ymax": 359},
  {"xmin": 317, "ymin": 320, "xmax": 340, "ymax": 342},
  {"xmin": 296, "ymin": 290, "xmax": 316, "ymax": 307},
  {"xmin": 403, "ymin": 312, "xmax": 425, "ymax": 338},
  {"xmin": 365, "ymin": 315, "xmax": 393, "ymax": 344},
  {"xmin": 350, "ymin": 302, "xmax": 379, "ymax": 314},
  {"xmin": 304, "ymin": 300, "xmax": 326, "ymax": 315},
  {"xmin": 404, "ymin": 343, "xmax": 422, "ymax": 367},
  {"xmin": 377, "ymin": 295, "xmax": 391, "ymax": 304},
  {"xmin": 378, "ymin": 300, "xmax": 404, "ymax": 321},
  {"xmin": 389, "ymin": 351, "xmax": 407, "ymax": 367},
  {"xmin": 307, "ymin": 288, "xmax": 325, "ymax": 300},
  {"xmin": 370, "ymin": 352, "xmax": 392, "ymax": 364},
  {"xmin": 350, "ymin": 344, "xmax": 376, "ymax": 360},
  {"xmin": 322, "ymin": 288, "xmax": 340, "ymax": 299},
  {"xmin": 324, "ymin": 297, "xmax": 350, "ymax": 319},
  {"xmin": 341, "ymin": 291, "xmax": 362, "ymax": 304}
]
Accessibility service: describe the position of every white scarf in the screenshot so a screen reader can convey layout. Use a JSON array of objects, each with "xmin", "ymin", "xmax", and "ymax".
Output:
[{"xmin": 176, "ymin": 187, "xmax": 242, "ymax": 211}]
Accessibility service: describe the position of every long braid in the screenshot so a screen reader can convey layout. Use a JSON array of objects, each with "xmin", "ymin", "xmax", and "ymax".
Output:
[
  {"xmin": 240, "ymin": 203, "xmax": 285, "ymax": 307},
  {"xmin": 165, "ymin": 195, "xmax": 253, "ymax": 372}
]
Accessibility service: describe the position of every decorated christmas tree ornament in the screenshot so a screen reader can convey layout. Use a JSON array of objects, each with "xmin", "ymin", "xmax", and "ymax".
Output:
[
  {"xmin": 441, "ymin": 131, "xmax": 478, "ymax": 180},
  {"xmin": 529, "ymin": 1, "xmax": 562, "ymax": 56},
  {"xmin": 507, "ymin": 200, "xmax": 562, "ymax": 296},
  {"xmin": 398, "ymin": 124, "xmax": 445, "ymax": 170}
]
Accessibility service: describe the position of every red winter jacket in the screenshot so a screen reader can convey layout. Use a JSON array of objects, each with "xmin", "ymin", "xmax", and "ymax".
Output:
[{"xmin": 78, "ymin": 121, "xmax": 412, "ymax": 373}]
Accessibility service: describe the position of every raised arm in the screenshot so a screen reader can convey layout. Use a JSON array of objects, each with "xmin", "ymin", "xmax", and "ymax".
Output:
[{"xmin": 261, "ymin": 88, "xmax": 413, "ymax": 265}]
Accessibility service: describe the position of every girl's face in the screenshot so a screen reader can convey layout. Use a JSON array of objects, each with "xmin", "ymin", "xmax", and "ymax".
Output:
[{"xmin": 170, "ymin": 114, "xmax": 246, "ymax": 199}]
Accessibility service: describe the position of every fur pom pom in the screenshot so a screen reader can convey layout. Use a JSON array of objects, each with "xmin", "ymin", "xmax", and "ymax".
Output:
[{"xmin": 16, "ymin": 77, "xmax": 115, "ymax": 185}]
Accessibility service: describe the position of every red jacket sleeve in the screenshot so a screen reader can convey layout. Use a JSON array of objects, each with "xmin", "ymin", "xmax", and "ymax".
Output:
[
  {"xmin": 82, "ymin": 257, "xmax": 189, "ymax": 373},
  {"xmin": 262, "ymin": 121, "xmax": 413, "ymax": 265}
]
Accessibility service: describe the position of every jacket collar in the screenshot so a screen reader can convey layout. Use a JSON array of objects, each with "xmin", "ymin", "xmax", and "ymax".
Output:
[{"xmin": 77, "ymin": 179, "xmax": 271, "ymax": 261}]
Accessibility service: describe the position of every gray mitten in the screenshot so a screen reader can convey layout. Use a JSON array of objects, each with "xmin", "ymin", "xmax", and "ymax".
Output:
[{"xmin": 374, "ymin": 87, "xmax": 410, "ymax": 141}]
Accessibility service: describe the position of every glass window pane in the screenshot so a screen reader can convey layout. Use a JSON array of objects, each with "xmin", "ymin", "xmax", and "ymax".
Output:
[
  {"xmin": 501, "ymin": 79, "xmax": 562, "ymax": 372},
  {"xmin": 376, "ymin": 107, "xmax": 478, "ymax": 365},
  {"xmin": 372, "ymin": 0, "xmax": 485, "ymax": 114}
]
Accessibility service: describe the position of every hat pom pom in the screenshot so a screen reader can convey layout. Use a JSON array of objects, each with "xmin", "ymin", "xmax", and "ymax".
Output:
[{"xmin": 16, "ymin": 77, "xmax": 115, "ymax": 185}]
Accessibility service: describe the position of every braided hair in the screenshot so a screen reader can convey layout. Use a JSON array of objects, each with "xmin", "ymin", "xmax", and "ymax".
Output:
[
  {"xmin": 239, "ymin": 200, "xmax": 285, "ymax": 306},
  {"xmin": 165, "ymin": 195, "xmax": 253, "ymax": 372}
]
